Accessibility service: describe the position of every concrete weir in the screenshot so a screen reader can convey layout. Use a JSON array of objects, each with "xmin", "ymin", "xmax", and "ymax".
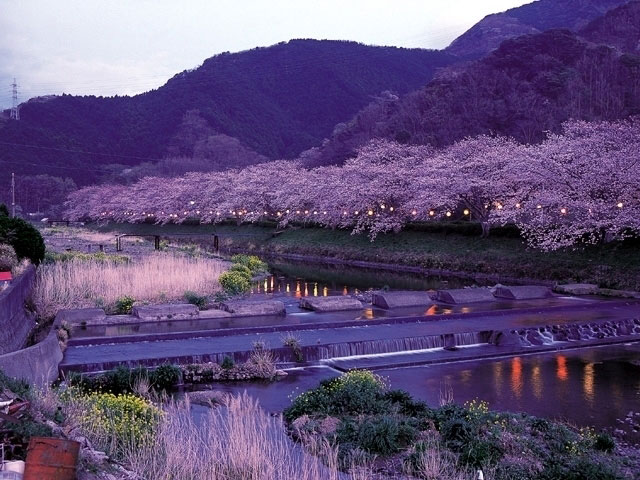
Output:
[
  {"xmin": 372, "ymin": 291, "xmax": 435, "ymax": 309},
  {"xmin": 435, "ymin": 287, "xmax": 495, "ymax": 304},
  {"xmin": 493, "ymin": 285, "xmax": 552, "ymax": 300},
  {"xmin": 299, "ymin": 296, "xmax": 363, "ymax": 312},
  {"xmin": 59, "ymin": 299, "xmax": 640, "ymax": 373}
]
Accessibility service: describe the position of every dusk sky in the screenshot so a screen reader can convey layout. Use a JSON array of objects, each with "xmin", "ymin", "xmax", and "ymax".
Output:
[{"xmin": 0, "ymin": 0, "xmax": 530, "ymax": 109}]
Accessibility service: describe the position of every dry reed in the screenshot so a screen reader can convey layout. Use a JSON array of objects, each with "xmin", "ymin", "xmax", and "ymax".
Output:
[
  {"xmin": 123, "ymin": 393, "xmax": 371, "ymax": 480},
  {"xmin": 33, "ymin": 253, "xmax": 225, "ymax": 318}
]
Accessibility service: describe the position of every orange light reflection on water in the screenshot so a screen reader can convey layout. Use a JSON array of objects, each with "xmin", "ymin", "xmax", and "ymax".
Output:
[
  {"xmin": 556, "ymin": 355, "xmax": 568, "ymax": 382},
  {"xmin": 511, "ymin": 357, "xmax": 523, "ymax": 398}
]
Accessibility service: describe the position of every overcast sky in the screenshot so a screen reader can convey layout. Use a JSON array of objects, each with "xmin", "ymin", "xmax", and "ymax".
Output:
[{"xmin": 0, "ymin": 0, "xmax": 530, "ymax": 109}]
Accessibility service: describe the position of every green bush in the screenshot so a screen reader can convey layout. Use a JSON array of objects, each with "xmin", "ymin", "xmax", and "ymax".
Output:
[
  {"xmin": 114, "ymin": 295, "xmax": 135, "ymax": 314},
  {"xmin": 0, "ymin": 243, "xmax": 18, "ymax": 271},
  {"xmin": 184, "ymin": 290, "xmax": 209, "ymax": 310},
  {"xmin": 231, "ymin": 254, "xmax": 268, "ymax": 273},
  {"xmin": 594, "ymin": 432, "xmax": 615, "ymax": 453},
  {"xmin": 285, "ymin": 370, "xmax": 388, "ymax": 420},
  {"xmin": 219, "ymin": 271, "xmax": 251, "ymax": 295},
  {"xmin": 0, "ymin": 215, "xmax": 45, "ymax": 264},
  {"xmin": 354, "ymin": 416, "xmax": 416, "ymax": 455},
  {"xmin": 79, "ymin": 392, "xmax": 163, "ymax": 457},
  {"xmin": 0, "ymin": 369, "xmax": 30, "ymax": 398},
  {"xmin": 44, "ymin": 250, "xmax": 130, "ymax": 264},
  {"xmin": 150, "ymin": 363, "xmax": 181, "ymax": 391},
  {"xmin": 229, "ymin": 263, "xmax": 252, "ymax": 280},
  {"xmin": 221, "ymin": 356, "xmax": 235, "ymax": 369}
]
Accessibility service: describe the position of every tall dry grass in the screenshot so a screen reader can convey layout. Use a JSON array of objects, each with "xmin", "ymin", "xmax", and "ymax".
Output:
[
  {"xmin": 33, "ymin": 253, "xmax": 225, "ymax": 318},
  {"xmin": 123, "ymin": 393, "xmax": 371, "ymax": 480}
]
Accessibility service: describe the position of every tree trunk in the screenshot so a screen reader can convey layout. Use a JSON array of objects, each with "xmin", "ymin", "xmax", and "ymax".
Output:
[{"xmin": 481, "ymin": 221, "xmax": 491, "ymax": 238}]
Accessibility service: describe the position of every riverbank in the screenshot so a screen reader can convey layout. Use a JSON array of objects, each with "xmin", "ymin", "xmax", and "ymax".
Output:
[{"xmin": 90, "ymin": 222, "xmax": 640, "ymax": 290}]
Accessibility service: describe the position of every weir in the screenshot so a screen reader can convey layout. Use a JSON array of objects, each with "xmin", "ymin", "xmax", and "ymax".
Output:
[{"xmin": 60, "ymin": 311, "xmax": 640, "ymax": 373}]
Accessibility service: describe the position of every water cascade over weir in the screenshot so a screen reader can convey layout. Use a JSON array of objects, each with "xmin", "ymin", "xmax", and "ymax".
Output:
[{"xmin": 318, "ymin": 331, "xmax": 487, "ymax": 359}]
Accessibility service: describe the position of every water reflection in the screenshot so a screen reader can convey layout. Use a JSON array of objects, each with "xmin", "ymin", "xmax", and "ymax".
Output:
[
  {"xmin": 510, "ymin": 357, "xmax": 523, "ymax": 398},
  {"xmin": 378, "ymin": 344, "xmax": 640, "ymax": 430},
  {"xmin": 583, "ymin": 363, "xmax": 594, "ymax": 406},
  {"xmin": 556, "ymin": 355, "xmax": 568, "ymax": 381}
]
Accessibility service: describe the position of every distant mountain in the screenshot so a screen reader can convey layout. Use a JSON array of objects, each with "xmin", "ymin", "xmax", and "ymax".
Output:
[
  {"xmin": 0, "ymin": 40, "xmax": 454, "ymax": 185},
  {"xmin": 580, "ymin": 0, "xmax": 640, "ymax": 52},
  {"xmin": 304, "ymin": 19, "xmax": 640, "ymax": 166},
  {"xmin": 446, "ymin": 0, "xmax": 628, "ymax": 59}
]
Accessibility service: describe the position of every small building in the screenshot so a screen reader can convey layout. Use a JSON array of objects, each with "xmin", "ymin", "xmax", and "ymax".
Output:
[{"xmin": 0, "ymin": 271, "xmax": 12, "ymax": 289}]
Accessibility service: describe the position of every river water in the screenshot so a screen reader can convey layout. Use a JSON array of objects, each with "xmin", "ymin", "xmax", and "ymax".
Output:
[{"xmin": 195, "ymin": 343, "xmax": 640, "ymax": 438}]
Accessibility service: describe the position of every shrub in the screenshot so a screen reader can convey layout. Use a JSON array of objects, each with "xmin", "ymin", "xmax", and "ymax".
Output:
[
  {"xmin": 352, "ymin": 415, "xmax": 416, "ymax": 455},
  {"xmin": 231, "ymin": 254, "xmax": 268, "ymax": 273},
  {"xmin": 0, "ymin": 369, "xmax": 30, "ymax": 398},
  {"xmin": 594, "ymin": 432, "xmax": 615, "ymax": 453},
  {"xmin": 184, "ymin": 290, "xmax": 209, "ymax": 310},
  {"xmin": 285, "ymin": 370, "xmax": 387, "ymax": 420},
  {"xmin": 0, "ymin": 215, "xmax": 45, "ymax": 264},
  {"xmin": 229, "ymin": 263, "xmax": 252, "ymax": 280},
  {"xmin": 219, "ymin": 271, "xmax": 251, "ymax": 295},
  {"xmin": 0, "ymin": 243, "xmax": 18, "ymax": 271},
  {"xmin": 114, "ymin": 295, "xmax": 135, "ymax": 314},
  {"xmin": 150, "ymin": 364, "xmax": 181, "ymax": 391},
  {"xmin": 44, "ymin": 250, "xmax": 130, "ymax": 264},
  {"xmin": 77, "ymin": 392, "xmax": 163, "ymax": 457},
  {"xmin": 221, "ymin": 356, "xmax": 235, "ymax": 370}
]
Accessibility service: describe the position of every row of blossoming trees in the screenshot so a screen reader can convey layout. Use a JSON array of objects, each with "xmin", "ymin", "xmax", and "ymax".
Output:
[{"xmin": 65, "ymin": 118, "xmax": 640, "ymax": 251}]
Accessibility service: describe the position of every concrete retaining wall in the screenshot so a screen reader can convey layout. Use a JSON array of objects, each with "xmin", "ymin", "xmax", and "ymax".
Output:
[
  {"xmin": 0, "ymin": 266, "xmax": 64, "ymax": 386},
  {"xmin": 0, "ymin": 327, "xmax": 63, "ymax": 387},
  {"xmin": 0, "ymin": 265, "xmax": 37, "ymax": 355}
]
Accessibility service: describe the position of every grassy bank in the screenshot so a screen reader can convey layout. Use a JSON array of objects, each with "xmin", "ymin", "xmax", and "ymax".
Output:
[{"xmin": 91, "ymin": 222, "xmax": 640, "ymax": 290}]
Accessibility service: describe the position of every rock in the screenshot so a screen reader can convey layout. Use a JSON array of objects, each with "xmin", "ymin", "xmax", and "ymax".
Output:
[
  {"xmin": 57, "ymin": 308, "xmax": 106, "ymax": 325},
  {"xmin": 187, "ymin": 390, "xmax": 228, "ymax": 406},
  {"xmin": 371, "ymin": 291, "xmax": 435, "ymax": 309},
  {"xmin": 493, "ymin": 285, "xmax": 552, "ymax": 300},
  {"xmin": 221, "ymin": 300, "xmax": 286, "ymax": 316},
  {"xmin": 554, "ymin": 283, "xmax": 599, "ymax": 295},
  {"xmin": 299, "ymin": 296, "xmax": 363, "ymax": 312},
  {"xmin": 132, "ymin": 303, "xmax": 199, "ymax": 321},
  {"xmin": 434, "ymin": 288, "xmax": 495, "ymax": 304}
]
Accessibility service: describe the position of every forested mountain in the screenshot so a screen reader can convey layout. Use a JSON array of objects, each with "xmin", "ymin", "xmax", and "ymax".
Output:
[
  {"xmin": 1, "ymin": 0, "xmax": 637, "ymax": 199},
  {"xmin": 302, "ymin": 2, "xmax": 640, "ymax": 167},
  {"xmin": 446, "ymin": 0, "xmax": 628, "ymax": 59},
  {"xmin": 0, "ymin": 40, "xmax": 454, "ymax": 186},
  {"xmin": 580, "ymin": 0, "xmax": 640, "ymax": 52}
]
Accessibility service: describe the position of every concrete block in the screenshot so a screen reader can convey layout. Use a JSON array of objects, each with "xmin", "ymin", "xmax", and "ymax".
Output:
[
  {"xmin": 299, "ymin": 296, "xmax": 363, "ymax": 312},
  {"xmin": 132, "ymin": 304, "xmax": 199, "ymax": 321},
  {"xmin": 493, "ymin": 285, "xmax": 552, "ymax": 300},
  {"xmin": 371, "ymin": 291, "xmax": 435, "ymax": 309},
  {"xmin": 198, "ymin": 308, "xmax": 233, "ymax": 319},
  {"xmin": 221, "ymin": 300, "xmax": 286, "ymax": 316},
  {"xmin": 554, "ymin": 283, "xmax": 598, "ymax": 295},
  {"xmin": 434, "ymin": 288, "xmax": 495, "ymax": 304},
  {"xmin": 58, "ymin": 308, "xmax": 107, "ymax": 325}
]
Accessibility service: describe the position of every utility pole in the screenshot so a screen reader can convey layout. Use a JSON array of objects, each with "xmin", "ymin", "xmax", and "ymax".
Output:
[
  {"xmin": 10, "ymin": 78, "xmax": 19, "ymax": 120},
  {"xmin": 11, "ymin": 173, "xmax": 15, "ymax": 217}
]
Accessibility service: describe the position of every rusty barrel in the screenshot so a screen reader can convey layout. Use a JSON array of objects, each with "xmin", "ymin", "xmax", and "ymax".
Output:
[{"xmin": 23, "ymin": 437, "xmax": 80, "ymax": 480}]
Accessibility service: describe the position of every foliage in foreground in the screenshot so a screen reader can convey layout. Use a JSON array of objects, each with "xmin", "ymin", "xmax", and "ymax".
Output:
[{"xmin": 284, "ymin": 370, "xmax": 632, "ymax": 479}]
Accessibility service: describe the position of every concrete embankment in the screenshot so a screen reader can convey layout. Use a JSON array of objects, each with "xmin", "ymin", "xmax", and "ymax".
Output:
[{"xmin": 0, "ymin": 265, "xmax": 36, "ymax": 354}]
